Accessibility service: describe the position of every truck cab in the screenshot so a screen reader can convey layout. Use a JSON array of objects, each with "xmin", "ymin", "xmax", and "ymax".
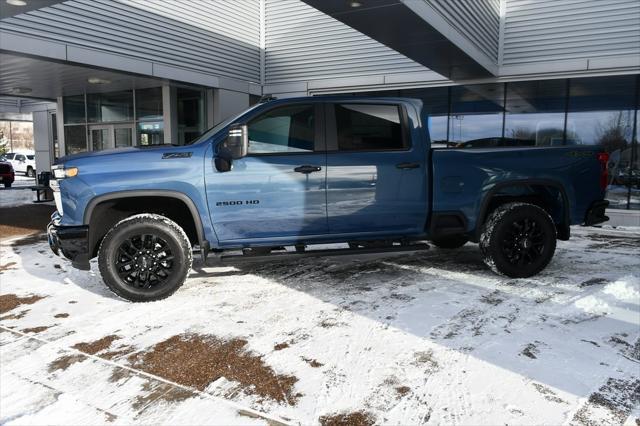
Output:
[{"xmin": 48, "ymin": 96, "xmax": 609, "ymax": 302}]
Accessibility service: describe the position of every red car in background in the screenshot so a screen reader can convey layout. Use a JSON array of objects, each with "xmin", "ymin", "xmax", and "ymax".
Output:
[{"xmin": 0, "ymin": 158, "xmax": 15, "ymax": 188}]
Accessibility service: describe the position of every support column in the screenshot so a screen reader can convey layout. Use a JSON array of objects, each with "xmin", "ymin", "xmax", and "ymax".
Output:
[
  {"xmin": 162, "ymin": 84, "xmax": 178, "ymax": 145},
  {"xmin": 212, "ymin": 89, "xmax": 250, "ymax": 125},
  {"xmin": 33, "ymin": 110, "xmax": 52, "ymax": 174},
  {"xmin": 56, "ymin": 96, "xmax": 65, "ymax": 156},
  {"xmin": 206, "ymin": 88, "xmax": 215, "ymax": 128}
]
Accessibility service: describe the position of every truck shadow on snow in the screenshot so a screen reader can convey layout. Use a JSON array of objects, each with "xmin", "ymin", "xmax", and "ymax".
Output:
[{"xmin": 191, "ymin": 235, "xmax": 640, "ymax": 410}]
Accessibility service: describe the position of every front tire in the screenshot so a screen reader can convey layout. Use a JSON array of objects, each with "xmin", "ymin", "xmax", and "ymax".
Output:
[
  {"xmin": 4, "ymin": 182, "xmax": 11, "ymax": 188},
  {"xmin": 480, "ymin": 202, "xmax": 556, "ymax": 278},
  {"xmin": 26, "ymin": 167, "xmax": 35, "ymax": 178},
  {"xmin": 98, "ymin": 214, "xmax": 192, "ymax": 302}
]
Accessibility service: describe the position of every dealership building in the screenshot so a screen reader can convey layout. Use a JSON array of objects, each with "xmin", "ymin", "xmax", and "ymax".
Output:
[{"xmin": 0, "ymin": 0, "xmax": 638, "ymax": 212}]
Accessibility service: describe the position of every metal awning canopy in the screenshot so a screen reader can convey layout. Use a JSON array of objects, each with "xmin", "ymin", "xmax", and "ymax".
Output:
[
  {"xmin": 301, "ymin": 0, "xmax": 495, "ymax": 80},
  {"xmin": 0, "ymin": 0, "xmax": 64, "ymax": 19}
]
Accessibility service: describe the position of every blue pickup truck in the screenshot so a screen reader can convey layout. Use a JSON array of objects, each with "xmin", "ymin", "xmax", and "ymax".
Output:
[{"xmin": 48, "ymin": 96, "xmax": 609, "ymax": 302}]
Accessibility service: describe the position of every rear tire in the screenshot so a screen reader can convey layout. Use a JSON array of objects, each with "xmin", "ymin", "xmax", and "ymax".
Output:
[
  {"xmin": 480, "ymin": 202, "xmax": 556, "ymax": 278},
  {"xmin": 98, "ymin": 214, "xmax": 192, "ymax": 302},
  {"xmin": 431, "ymin": 235, "xmax": 468, "ymax": 249}
]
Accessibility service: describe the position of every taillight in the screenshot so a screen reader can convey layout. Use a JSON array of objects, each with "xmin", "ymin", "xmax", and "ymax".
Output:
[{"xmin": 597, "ymin": 152, "xmax": 609, "ymax": 191}]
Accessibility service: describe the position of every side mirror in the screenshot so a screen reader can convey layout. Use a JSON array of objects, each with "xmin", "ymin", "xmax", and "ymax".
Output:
[{"xmin": 227, "ymin": 123, "xmax": 248, "ymax": 159}]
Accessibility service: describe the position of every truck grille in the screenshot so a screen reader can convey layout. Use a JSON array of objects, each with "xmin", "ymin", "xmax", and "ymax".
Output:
[{"xmin": 0, "ymin": 163, "xmax": 12, "ymax": 173}]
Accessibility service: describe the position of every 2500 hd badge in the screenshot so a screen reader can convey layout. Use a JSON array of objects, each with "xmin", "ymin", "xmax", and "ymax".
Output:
[{"xmin": 216, "ymin": 200, "xmax": 260, "ymax": 206}]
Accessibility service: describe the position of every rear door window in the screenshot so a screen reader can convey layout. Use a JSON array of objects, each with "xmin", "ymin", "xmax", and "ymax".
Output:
[{"xmin": 334, "ymin": 104, "xmax": 407, "ymax": 151}]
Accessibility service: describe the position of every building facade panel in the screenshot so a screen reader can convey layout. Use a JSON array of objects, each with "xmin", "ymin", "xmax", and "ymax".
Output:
[
  {"xmin": 264, "ymin": 0, "xmax": 427, "ymax": 84},
  {"xmin": 504, "ymin": 0, "xmax": 640, "ymax": 66},
  {"xmin": 0, "ymin": 0, "xmax": 261, "ymax": 82},
  {"xmin": 426, "ymin": 0, "xmax": 500, "ymax": 62}
]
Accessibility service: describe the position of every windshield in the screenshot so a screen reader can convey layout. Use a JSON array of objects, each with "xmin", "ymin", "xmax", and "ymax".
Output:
[{"xmin": 184, "ymin": 103, "xmax": 262, "ymax": 145}]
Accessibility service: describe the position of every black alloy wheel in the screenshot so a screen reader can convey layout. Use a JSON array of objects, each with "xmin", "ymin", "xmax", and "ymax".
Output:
[
  {"xmin": 480, "ymin": 202, "xmax": 556, "ymax": 278},
  {"xmin": 115, "ymin": 234, "xmax": 175, "ymax": 289},
  {"xmin": 98, "ymin": 214, "xmax": 192, "ymax": 302}
]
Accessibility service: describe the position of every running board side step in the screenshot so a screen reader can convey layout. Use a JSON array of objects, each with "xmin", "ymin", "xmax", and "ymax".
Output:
[{"xmin": 204, "ymin": 243, "xmax": 430, "ymax": 265}]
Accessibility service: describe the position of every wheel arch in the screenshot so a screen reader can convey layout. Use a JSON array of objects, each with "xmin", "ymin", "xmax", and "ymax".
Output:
[
  {"xmin": 84, "ymin": 190, "xmax": 205, "ymax": 257},
  {"xmin": 475, "ymin": 179, "xmax": 571, "ymax": 242}
]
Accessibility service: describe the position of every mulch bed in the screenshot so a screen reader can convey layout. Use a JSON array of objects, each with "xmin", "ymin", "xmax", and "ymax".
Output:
[{"xmin": 129, "ymin": 333, "xmax": 300, "ymax": 404}]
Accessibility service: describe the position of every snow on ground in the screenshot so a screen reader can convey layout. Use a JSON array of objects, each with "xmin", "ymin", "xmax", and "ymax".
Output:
[{"xmin": 0, "ymin": 226, "xmax": 639, "ymax": 425}]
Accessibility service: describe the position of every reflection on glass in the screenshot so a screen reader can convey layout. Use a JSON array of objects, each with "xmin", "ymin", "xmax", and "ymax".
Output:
[
  {"xmin": 91, "ymin": 128, "xmax": 109, "ymax": 151},
  {"xmin": 335, "ymin": 104, "xmax": 404, "ymax": 151},
  {"xmin": 64, "ymin": 125, "xmax": 87, "ymax": 154},
  {"xmin": 138, "ymin": 121, "xmax": 164, "ymax": 146},
  {"xmin": 87, "ymin": 91, "xmax": 133, "ymax": 123},
  {"xmin": 115, "ymin": 127, "xmax": 133, "ymax": 148},
  {"xmin": 401, "ymin": 87, "xmax": 449, "ymax": 143},
  {"xmin": 136, "ymin": 87, "xmax": 163, "ymax": 121},
  {"xmin": 63, "ymin": 95, "xmax": 86, "ymax": 124},
  {"xmin": 449, "ymin": 84, "xmax": 504, "ymax": 146},
  {"xmin": 567, "ymin": 75, "xmax": 637, "ymax": 209},
  {"xmin": 504, "ymin": 80, "xmax": 566, "ymax": 147},
  {"xmin": 248, "ymin": 104, "xmax": 315, "ymax": 154}
]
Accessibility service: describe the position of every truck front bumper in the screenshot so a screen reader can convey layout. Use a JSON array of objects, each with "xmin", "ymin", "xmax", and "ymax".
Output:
[
  {"xmin": 47, "ymin": 221, "xmax": 91, "ymax": 270},
  {"xmin": 584, "ymin": 200, "xmax": 609, "ymax": 226}
]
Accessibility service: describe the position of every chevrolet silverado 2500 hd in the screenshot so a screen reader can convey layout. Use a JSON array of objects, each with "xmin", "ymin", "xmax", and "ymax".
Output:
[{"xmin": 48, "ymin": 97, "xmax": 609, "ymax": 302}]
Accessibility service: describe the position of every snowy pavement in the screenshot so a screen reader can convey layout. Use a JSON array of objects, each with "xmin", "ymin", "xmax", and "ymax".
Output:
[{"xmin": 0, "ymin": 225, "xmax": 639, "ymax": 425}]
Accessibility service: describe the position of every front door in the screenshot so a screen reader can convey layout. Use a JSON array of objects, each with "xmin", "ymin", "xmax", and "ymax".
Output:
[
  {"xmin": 325, "ymin": 102, "xmax": 427, "ymax": 235},
  {"xmin": 205, "ymin": 103, "xmax": 328, "ymax": 243}
]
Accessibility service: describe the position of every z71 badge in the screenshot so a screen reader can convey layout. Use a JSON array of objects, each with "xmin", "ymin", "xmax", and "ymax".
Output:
[{"xmin": 216, "ymin": 200, "xmax": 260, "ymax": 206}]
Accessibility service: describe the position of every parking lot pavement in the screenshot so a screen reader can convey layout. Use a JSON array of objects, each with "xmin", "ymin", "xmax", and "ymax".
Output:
[{"xmin": 0, "ymin": 226, "xmax": 638, "ymax": 425}]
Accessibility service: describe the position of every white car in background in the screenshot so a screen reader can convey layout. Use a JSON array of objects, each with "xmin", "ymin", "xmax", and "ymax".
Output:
[{"xmin": 4, "ymin": 152, "xmax": 36, "ymax": 177}]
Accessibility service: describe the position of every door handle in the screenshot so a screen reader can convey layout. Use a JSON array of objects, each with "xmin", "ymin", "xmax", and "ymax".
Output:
[
  {"xmin": 396, "ymin": 162, "xmax": 420, "ymax": 169},
  {"xmin": 294, "ymin": 165, "xmax": 322, "ymax": 174}
]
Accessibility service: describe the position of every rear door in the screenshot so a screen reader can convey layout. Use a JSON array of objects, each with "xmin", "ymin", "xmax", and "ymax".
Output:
[
  {"xmin": 206, "ymin": 102, "xmax": 328, "ymax": 243},
  {"xmin": 325, "ymin": 102, "xmax": 427, "ymax": 235}
]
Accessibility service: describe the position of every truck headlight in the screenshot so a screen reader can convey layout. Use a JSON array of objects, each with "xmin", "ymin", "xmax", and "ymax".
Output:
[{"xmin": 52, "ymin": 167, "xmax": 78, "ymax": 179}]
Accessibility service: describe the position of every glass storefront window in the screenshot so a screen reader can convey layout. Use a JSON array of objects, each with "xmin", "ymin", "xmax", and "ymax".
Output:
[
  {"xmin": 177, "ymin": 88, "xmax": 205, "ymax": 145},
  {"xmin": 504, "ymin": 79, "xmax": 566, "ymax": 147},
  {"xmin": 567, "ymin": 75, "xmax": 637, "ymax": 209},
  {"xmin": 64, "ymin": 125, "xmax": 87, "ymax": 154},
  {"xmin": 400, "ymin": 87, "xmax": 449, "ymax": 144},
  {"xmin": 138, "ymin": 121, "xmax": 164, "ymax": 146},
  {"xmin": 631, "ymin": 109, "xmax": 639, "ymax": 209},
  {"xmin": 449, "ymin": 84, "xmax": 504, "ymax": 147},
  {"xmin": 63, "ymin": 95, "xmax": 86, "ymax": 124},
  {"xmin": 567, "ymin": 75, "xmax": 635, "ymax": 147},
  {"xmin": 136, "ymin": 87, "xmax": 163, "ymax": 121},
  {"xmin": 87, "ymin": 91, "xmax": 133, "ymax": 123}
]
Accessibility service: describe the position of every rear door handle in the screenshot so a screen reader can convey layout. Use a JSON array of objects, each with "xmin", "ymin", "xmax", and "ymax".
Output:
[
  {"xmin": 396, "ymin": 162, "xmax": 420, "ymax": 169},
  {"xmin": 294, "ymin": 165, "xmax": 322, "ymax": 174}
]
